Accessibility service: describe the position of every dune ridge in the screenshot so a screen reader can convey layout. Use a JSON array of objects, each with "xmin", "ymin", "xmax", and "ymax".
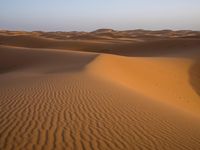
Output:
[{"xmin": 0, "ymin": 30, "xmax": 200, "ymax": 150}]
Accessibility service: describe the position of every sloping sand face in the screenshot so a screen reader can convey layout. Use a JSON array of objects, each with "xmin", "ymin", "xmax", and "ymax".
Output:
[
  {"xmin": 87, "ymin": 54, "xmax": 200, "ymax": 114},
  {"xmin": 0, "ymin": 46, "xmax": 97, "ymax": 74},
  {"xmin": 0, "ymin": 31, "xmax": 200, "ymax": 150}
]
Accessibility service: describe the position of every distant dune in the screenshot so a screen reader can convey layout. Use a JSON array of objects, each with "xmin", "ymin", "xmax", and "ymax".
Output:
[
  {"xmin": 1, "ymin": 29, "xmax": 200, "ymax": 56},
  {"xmin": 0, "ymin": 30, "xmax": 200, "ymax": 150}
]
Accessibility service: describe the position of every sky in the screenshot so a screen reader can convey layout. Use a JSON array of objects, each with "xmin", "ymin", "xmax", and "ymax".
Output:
[{"xmin": 0, "ymin": 0, "xmax": 200, "ymax": 31}]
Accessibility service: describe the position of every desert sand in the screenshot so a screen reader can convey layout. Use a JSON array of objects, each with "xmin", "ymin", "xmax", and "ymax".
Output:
[{"xmin": 0, "ymin": 29, "xmax": 200, "ymax": 150}]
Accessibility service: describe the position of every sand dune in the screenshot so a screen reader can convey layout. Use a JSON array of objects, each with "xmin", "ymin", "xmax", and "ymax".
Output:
[
  {"xmin": 0, "ymin": 45, "xmax": 97, "ymax": 74},
  {"xmin": 0, "ymin": 30, "xmax": 200, "ymax": 150},
  {"xmin": 1, "ymin": 30, "xmax": 200, "ymax": 57},
  {"xmin": 87, "ymin": 54, "xmax": 200, "ymax": 114}
]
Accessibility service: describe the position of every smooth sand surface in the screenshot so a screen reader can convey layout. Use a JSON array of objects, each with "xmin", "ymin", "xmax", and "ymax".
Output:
[
  {"xmin": 0, "ymin": 30, "xmax": 200, "ymax": 150},
  {"xmin": 87, "ymin": 55, "xmax": 200, "ymax": 114}
]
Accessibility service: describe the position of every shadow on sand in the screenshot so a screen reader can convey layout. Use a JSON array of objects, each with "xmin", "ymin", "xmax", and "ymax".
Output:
[
  {"xmin": 189, "ymin": 59, "xmax": 200, "ymax": 97},
  {"xmin": 0, "ymin": 46, "xmax": 98, "ymax": 74}
]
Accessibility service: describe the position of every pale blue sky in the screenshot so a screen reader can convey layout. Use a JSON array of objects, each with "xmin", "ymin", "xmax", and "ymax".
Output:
[{"xmin": 0, "ymin": 0, "xmax": 200, "ymax": 31}]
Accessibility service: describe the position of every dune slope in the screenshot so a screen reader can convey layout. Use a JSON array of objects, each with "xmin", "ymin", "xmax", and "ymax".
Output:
[
  {"xmin": 87, "ymin": 54, "xmax": 200, "ymax": 114},
  {"xmin": 0, "ymin": 45, "xmax": 200, "ymax": 150}
]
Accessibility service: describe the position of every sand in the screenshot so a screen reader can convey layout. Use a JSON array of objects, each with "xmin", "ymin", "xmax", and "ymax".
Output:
[
  {"xmin": 0, "ymin": 30, "xmax": 200, "ymax": 150},
  {"xmin": 87, "ymin": 55, "xmax": 200, "ymax": 114}
]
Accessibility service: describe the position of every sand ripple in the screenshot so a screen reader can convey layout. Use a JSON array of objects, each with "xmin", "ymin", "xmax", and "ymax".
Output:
[{"xmin": 1, "ymin": 73, "xmax": 200, "ymax": 150}]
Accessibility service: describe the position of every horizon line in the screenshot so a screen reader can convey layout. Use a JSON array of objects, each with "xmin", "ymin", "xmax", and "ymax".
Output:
[{"xmin": 1, "ymin": 28, "xmax": 200, "ymax": 32}]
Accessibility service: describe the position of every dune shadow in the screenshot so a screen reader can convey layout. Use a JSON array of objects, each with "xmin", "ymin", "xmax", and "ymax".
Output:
[
  {"xmin": 106, "ymin": 39, "xmax": 200, "ymax": 57},
  {"xmin": 189, "ymin": 59, "xmax": 200, "ymax": 97},
  {"xmin": 1, "ymin": 33, "xmax": 200, "ymax": 58},
  {"xmin": 0, "ymin": 46, "xmax": 98, "ymax": 74}
]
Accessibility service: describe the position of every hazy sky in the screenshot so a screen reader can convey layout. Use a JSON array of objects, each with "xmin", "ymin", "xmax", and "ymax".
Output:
[{"xmin": 0, "ymin": 0, "xmax": 200, "ymax": 31}]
